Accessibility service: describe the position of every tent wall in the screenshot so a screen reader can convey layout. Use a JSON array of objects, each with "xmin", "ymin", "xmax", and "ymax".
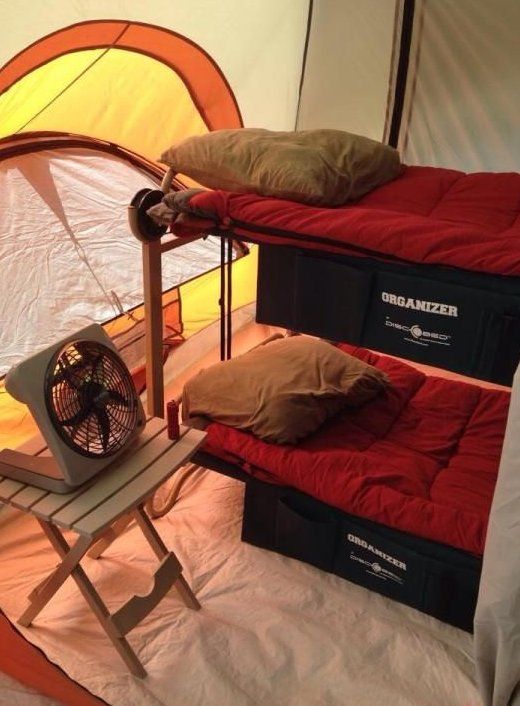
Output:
[
  {"xmin": 296, "ymin": 0, "xmax": 398, "ymax": 141},
  {"xmin": 399, "ymin": 0, "xmax": 520, "ymax": 171},
  {"xmin": 0, "ymin": 45, "xmax": 213, "ymax": 158},
  {"xmin": 298, "ymin": 0, "xmax": 520, "ymax": 173},
  {"xmin": 0, "ymin": 146, "xmax": 229, "ymax": 375},
  {"xmin": 0, "ymin": 142, "xmax": 258, "ymax": 452},
  {"xmin": 0, "ymin": 2, "xmax": 289, "ymax": 454},
  {"xmin": 475, "ymin": 363, "xmax": 520, "ymax": 706}
]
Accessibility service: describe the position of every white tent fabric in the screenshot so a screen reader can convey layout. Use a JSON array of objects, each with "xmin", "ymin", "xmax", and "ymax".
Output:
[
  {"xmin": 0, "ymin": 147, "xmax": 224, "ymax": 375},
  {"xmin": 475, "ymin": 364, "xmax": 520, "ymax": 706},
  {"xmin": 297, "ymin": 0, "xmax": 397, "ymax": 141},
  {"xmin": 0, "ymin": 469, "xmax": 480, "ymax": 706},
  {"xmin": 0, "ymin": 671, "xmax": 62, "ymax": 706},
  {"xmin": 399, "ymin": 0, "xmax": 520, "ymax": 171}
]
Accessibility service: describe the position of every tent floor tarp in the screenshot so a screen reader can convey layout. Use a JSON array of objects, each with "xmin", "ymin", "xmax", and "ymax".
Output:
[{"xmin": 0, "ymin": 468, "xmax": 480, "ymax": 706}]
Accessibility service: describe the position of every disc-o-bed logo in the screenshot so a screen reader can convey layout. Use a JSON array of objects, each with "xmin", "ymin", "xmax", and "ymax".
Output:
[
  {"xmin": 347, "ymin": 533, "xmax": 405, "ymax": 585},
  {"xmin": 381, "ymin": 291, "xmax": 457, "ymax": 348}
]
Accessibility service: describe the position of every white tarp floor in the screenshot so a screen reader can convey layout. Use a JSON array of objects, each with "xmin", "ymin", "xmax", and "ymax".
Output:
[{"xmin": 0, "ymin": 466, "xmax": 480, "ymax": 706}]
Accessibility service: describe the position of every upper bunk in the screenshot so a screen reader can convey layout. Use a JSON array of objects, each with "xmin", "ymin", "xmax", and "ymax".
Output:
[
  {"xmin": 162, "ymin": 164, "xmax": 520, "ymax": 385},
  {"xmin": 173, "ymin": 165, "xmax": 520, "ymax": 277}
]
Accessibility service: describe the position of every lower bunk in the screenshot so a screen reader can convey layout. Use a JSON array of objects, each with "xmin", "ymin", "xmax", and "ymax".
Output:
[{"xmin": 191, "ymin": 343, "xmax": 510, "ymax": 633}]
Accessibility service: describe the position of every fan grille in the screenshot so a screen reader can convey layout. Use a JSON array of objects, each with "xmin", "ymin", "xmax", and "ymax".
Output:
[{"xmin": 45, "ymin": 339, "xmax": 140, "ymax": 458}]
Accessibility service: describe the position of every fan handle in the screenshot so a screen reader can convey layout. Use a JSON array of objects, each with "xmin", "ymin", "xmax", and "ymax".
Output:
[{"xmin": 128, "ymin": 167, "xmax": 177, "ymax": 243}]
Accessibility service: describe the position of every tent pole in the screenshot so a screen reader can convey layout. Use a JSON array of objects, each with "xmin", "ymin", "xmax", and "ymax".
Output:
[
  {"xmin": 220, "ymin": 236, "xmax": 226, "ymax": 361},
  {"xmin": 226, "ymin": 235, "xmax": 233, "ymax": 360}
]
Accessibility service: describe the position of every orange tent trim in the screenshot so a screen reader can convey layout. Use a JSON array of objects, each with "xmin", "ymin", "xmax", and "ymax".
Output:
[{"xmin": 0, "ymin": 20, "xmax": 243, "ymax": 131}]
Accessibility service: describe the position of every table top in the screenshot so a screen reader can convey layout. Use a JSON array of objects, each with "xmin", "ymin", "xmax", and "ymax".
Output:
[{"xmin": 0, "ymin": 419, "xmax": 206, "ymax": 538}]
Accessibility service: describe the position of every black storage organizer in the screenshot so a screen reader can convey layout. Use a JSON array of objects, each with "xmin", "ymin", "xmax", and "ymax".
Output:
[
  {"xmin": 242, "ymin": 476, "xmax": 481, "ymax": 632},
  {"xmin": 193, "ymin": 451, "xmax": 481, "ymax": 633},
  {"xmin": 256, "ymin": 243, "xmax": 520, "ymax": 385}
]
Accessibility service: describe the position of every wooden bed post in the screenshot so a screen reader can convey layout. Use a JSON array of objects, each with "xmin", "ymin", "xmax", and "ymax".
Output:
[{"xmin": 142, "ymin": 240, "xmax": 164, "ymax": 418}]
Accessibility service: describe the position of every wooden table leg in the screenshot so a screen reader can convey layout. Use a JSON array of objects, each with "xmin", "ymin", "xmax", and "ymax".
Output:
[
  {"xmin": 19, "ymin": 528, "xmax": 92, "ymax": 627},
  {"xmin": 142, "ymin": 240, "xmax": 164, "ymax": 418},
  {"xmin": 174, "ymin": 575, "xmax": 201, "ymax": 611},
  {"xmin": 88, "ymin": 514, "xmax": 134, "ymax": 559},
  {"xmin": 132, "ymin": 505, "xmax": 201, "ymax": 610},
  {"xmin": 28, "ymin": 563, "xmax": 60, "ymax": 601},
  {"xmin": 33, "ymin": 521, "xmax": 146, "ymax": 678},
  {"xmin": 132, "ymin": 505, "xmax": 169, "ymax": 560}
]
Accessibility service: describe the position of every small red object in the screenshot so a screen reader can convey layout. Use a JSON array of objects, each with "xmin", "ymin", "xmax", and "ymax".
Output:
[{"xmin": 166, "ymin": 400, "xmax": 180, "ymax": 440}]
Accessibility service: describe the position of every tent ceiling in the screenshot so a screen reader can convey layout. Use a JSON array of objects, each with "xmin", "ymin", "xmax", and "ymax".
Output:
[{"xmin": 0, "ymin": 2, "xmax": 310, "ymax": 133}]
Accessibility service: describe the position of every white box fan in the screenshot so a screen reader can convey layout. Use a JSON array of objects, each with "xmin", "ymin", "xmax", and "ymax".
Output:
[{"xmin": 0, "ymin": 324, "xmax": 146, "ymax": 493}]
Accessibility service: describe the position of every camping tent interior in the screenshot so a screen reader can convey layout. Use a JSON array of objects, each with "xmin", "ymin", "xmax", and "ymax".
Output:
[{"xmin": 1, "ymin": 1, "xmax": 520, "ymax": 705}]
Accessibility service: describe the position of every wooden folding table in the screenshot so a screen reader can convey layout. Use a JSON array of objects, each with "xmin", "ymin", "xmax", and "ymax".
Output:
[{"xmin": 0, "ymin": 420, "xmax": 206, "ymax": 677}]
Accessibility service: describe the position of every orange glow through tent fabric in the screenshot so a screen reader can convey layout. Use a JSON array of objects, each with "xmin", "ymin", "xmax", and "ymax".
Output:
[
  {"xmin": 0, "ymin": 19, "xmax": 266, "ymax": 449},
  {"xmin": 0, "ymin": 6, "xmax": 310, "ymax": 698}
]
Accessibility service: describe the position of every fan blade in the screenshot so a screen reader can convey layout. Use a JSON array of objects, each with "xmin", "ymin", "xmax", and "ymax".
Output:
[
  {"xmin": 74, "ymin": 343, "xmax": 103, "ymax": 373},
  {"xmin": 91, "ymin": 353, "xmax": 105, "ymax": 377},
  {"xmin": 55, "ymin": 360, "xmax": 83, "ymax": 389},
  {"xmin": 96, "ymin": 408, "xmax": 111, "ymax": 452},
  {"xmin": 58, "ymin": 405, "xmax": 92, "ymax": 428},
  {"xmin": 107, "ymin": 389, "xmax": 130, "ymax": 407}
]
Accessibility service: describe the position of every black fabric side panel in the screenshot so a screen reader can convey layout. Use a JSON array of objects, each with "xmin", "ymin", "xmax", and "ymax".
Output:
[
  {"xmin": 194, "ymin": 452, "xmax": 481, "ymax": 630},
  {"xmin": 294, "ymin": 255, "xmax": 373, "ymax": 340},
  {"xmin": 256, "ymin": 244, "xmax": 520, "ymax": 385},
  {"xmin": 363, "ymin": 270, "xmax": 487, "ymax": 374},
  {"xmin": 242, "ymin": 478, "xmax": 481, "ymax": 632},
  {"xmin": 389, "ymin": 0, "xmax": 416, "ymax": 147},
  {"xmin": 256, "ymin": 245, "xmax": 298, "ymax": 329}
]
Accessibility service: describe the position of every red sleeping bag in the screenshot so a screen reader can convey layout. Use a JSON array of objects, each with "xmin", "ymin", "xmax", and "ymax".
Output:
[
  {"xmin": 181, "ymin": 166, "xmax": 520, "ymax": 276},
  {"xmin": 203, "ymin": 345, "xmax": 510, "ymax": 556}
]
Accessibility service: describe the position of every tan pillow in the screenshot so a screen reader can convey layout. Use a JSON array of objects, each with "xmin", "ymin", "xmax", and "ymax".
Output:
[
  {"xmin": 160, "ymin": 128, "xmax": 401, "ymax": 206},
  {"xmin": 181, "ymin": 337, "xmax": 389, "ymax": 445}
]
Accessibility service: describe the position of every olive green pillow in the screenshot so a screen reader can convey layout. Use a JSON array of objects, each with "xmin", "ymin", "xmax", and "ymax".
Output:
[
  {"xmin": 181, "ymin": 337, "xmax": 389, "ymax": 445},
  {"xmin": 160, "ymin": 128, "xmax": 401, "ymax": 206}
]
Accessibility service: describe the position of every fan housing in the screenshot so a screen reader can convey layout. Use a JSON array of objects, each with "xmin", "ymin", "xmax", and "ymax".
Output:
[{"xmin": 1, "ymin": 324, "xmax": 146, "ymax": 492}]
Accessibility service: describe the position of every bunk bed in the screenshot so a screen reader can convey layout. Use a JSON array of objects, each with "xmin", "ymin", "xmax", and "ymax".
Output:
[{"xmin": 143, "ymin": 162, "xmax": 520, "ymax": 631}]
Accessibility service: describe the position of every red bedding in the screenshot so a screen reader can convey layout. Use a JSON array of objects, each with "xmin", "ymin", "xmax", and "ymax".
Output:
[
  {"xmin": 179, "ymin": 166, "xmax": 520, "ymax": 276},
  {"xmin": 203, "ymin": 345, "xmax": 510, "ymax": 556}
]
